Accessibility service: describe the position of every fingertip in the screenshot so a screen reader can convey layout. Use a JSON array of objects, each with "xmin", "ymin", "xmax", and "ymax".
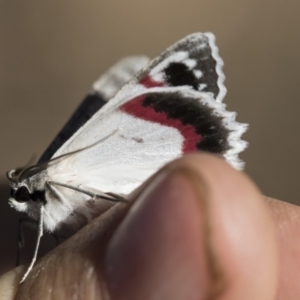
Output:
[
  {"xmin": 104, "ymin": 153, "xmax": 279, "ymax": 299},
  {"xmin": 104, "ymin": 169, "xmax": 214, "ymax": 300},
  {"xmin": 177, "ymin": 153, "xmax": 280, "ymax": 299}
]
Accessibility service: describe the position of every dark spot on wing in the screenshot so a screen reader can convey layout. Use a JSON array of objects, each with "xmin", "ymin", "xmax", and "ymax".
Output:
[
  {"xmin": 165, "ymin": 62, "xmax": 199, "ymax": 90},
  {"xmin": 138, "ymin": 34, "xmax": 222, "ymax": 99},
  {"xmin": 132, "ymin": 137, "xmax": 144, "ymax": 143}
]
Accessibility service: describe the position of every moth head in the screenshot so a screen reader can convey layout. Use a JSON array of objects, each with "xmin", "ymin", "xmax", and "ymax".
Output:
[
  {"xmin": 7, "ymin": 164, "xmax": 47, "ymax": 219},
  {"xmin": 10, "ymin": 184, "xmax": 31, "ymax": 203}
]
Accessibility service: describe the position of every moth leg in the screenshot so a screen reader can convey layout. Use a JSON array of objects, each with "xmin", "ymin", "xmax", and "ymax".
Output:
[
  {"xmin": 16, "ymin": 217, "xmax": 38, "ymax": 267},
  {"xmin": 105, "ymin": 192, "xmax": 127, "ymax": 201},
  {"xmin": 48, "ymin": 181, "xmax": 127, "ymax": 203},
  {"xmin": 20, "ymin": 205, "xmax": 44, "ymax": 283}
]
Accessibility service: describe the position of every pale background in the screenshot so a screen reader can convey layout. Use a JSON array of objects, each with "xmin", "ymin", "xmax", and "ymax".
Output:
[{"xmin": 0, "ymin": 1, "xmax": 300, "ymax": 274}]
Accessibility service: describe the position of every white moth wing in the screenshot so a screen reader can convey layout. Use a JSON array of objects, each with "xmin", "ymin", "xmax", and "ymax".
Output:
[{"xmin": 47, "ymin": 89, "xmax": 246, "ymax": 198}]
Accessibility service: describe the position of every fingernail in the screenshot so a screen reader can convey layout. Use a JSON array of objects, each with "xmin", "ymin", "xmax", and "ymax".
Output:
[{"xmin": 104, "ymin": 167, "xmax": 227, "ymax": 300}]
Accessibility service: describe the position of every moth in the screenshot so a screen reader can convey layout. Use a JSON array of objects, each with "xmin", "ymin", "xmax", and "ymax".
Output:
[{"xmin": 7, "ymin": 33, "xmax": 247, "ymax": 282}]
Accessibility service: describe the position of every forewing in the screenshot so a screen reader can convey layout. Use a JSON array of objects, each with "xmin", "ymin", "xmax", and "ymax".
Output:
[
  {"xmin": 46, "ymin": 32, "xmax": 246, "ymax": 196},
  {"xmin": 48, "ymin": 87, "xmax": 246, "ymax": 196}
]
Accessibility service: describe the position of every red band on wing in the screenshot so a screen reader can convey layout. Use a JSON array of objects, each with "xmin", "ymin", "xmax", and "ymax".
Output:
[
  {"xmin": 120, "ymin": 95, "xmax": 201, "ymax": 153},
  {"xmin": 140, "ymin": 76, "xmax": 165, "ymax": 88}
]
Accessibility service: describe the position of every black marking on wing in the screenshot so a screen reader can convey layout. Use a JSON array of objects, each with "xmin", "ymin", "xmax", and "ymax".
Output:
[
  {"xmin": 175, "ymin": 35, "xmax": 220, "ymax": 98},
  {"xmin": 164, "ymin": 42, "xmax": 219, "ymax": 97},
  {"xmin": 139, "ymin": 34, "xmax": 221, "ymax": 99},
  {"xmin": 165, "ymin": 63, "xmax": 199, "ymax": 90},
  {"xmin": 142, "ymin": 92, "xmax": 231, "ymax": 154},
  {"xmin": 189, "ymin": 42, "xmax": 219, "ymax": 97},
  {"xmin": 38, "ymin": 92, "xmax": 106, "ymax": 163}
]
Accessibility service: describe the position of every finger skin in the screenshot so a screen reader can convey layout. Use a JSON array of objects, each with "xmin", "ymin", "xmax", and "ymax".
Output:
[
  {"xmin": 166, "ymin": 154, "xmax": 279, "ymax": 299},
  {"xmin": 267, "ymin": 198, "xmax": 300, "ymax": 299},
  {"xmin": 0, "ymin": 154, "xmax": 279, "ymax": 299},
  {"xmin": 104, "ymin": 167, "xmax": 215, "ymax": 300}
]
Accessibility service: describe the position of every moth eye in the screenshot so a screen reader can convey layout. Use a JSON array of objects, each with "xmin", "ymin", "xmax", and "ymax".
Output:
[{"xmin": 15, "ymin": 186, "xmax": 31, "ymax": 203}]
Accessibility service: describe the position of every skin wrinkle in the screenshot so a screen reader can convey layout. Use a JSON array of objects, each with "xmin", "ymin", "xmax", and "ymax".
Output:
[
  {"xmin": 169, "ymin": 167, "xmax": 227, "ymax": 299},
  {"xmin": 265, "ymin": 197, "xmax": 300, "ymax": 299},
  {"xmin": 267, "ymin": 197, "xmax": 300, "ymax": 240}
]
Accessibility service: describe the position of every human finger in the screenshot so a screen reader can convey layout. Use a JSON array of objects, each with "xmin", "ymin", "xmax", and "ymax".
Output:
[{"xmin": 0, "ymin": 153, "xmax": 279, "ymax": 300}]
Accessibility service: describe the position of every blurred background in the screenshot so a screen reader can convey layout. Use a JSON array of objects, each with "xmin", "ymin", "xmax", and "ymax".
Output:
[{"xmin": 1, "ymin": 0, "xmax": 300, "ymax": 275}]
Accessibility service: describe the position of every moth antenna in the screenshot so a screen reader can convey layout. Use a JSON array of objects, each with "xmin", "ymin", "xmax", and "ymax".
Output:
[
  {"xmin": 20, "ymin": 205, "xmax": 44, "ymax": 283},
  {"xmin": 6, "ymin": 154, "xmax": 37, "ymax": 182},
  {"xmin": 26, "ymin": 154, "xmax": 37, "ymax": 167},
  {"xmin": 18, "ymin": 129, "xmax": 119, "ymax": 182},
  {"xmin": 48, "ymin": 181, "xmax": 127, "ymax": 203}
]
